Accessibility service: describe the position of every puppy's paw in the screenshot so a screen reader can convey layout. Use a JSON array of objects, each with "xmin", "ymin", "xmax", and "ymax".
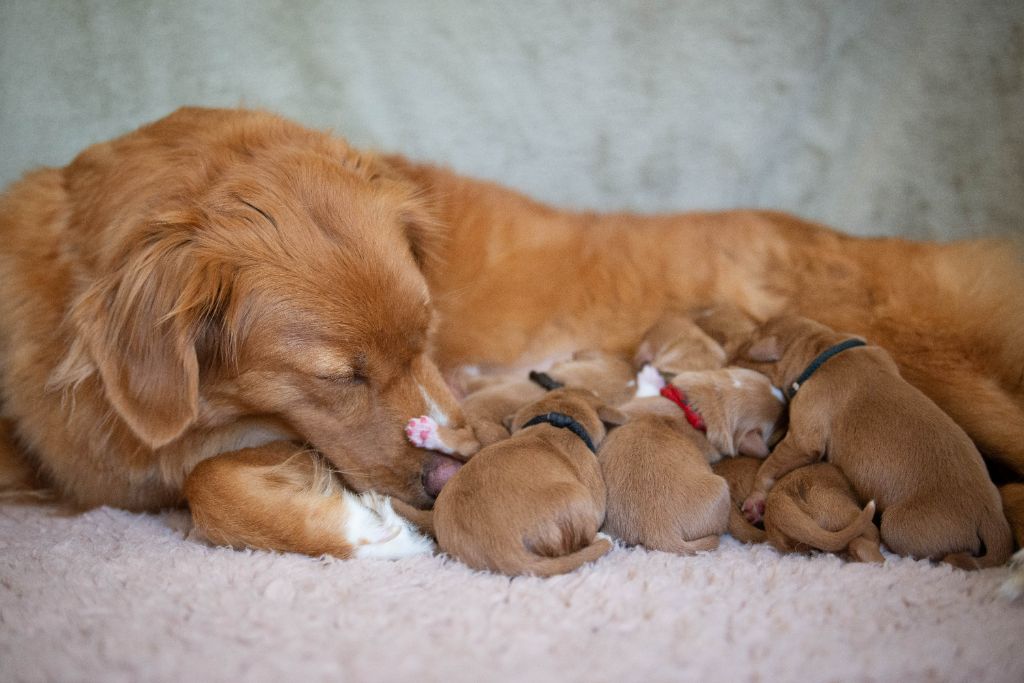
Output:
[
  {"xmin": 741, "ymin": 494, "xmax": 766, "ymax": 524},
  {"xmin": 343, "ymin": 490, "xmax": 435, "ymax": 559},
  {"xmin": 635, "ymin": 363, "xmax": 666, "ymax": 398},
  {"xmin": 405, "ymin": 415, "xmax": 454, "ymax": 454}
]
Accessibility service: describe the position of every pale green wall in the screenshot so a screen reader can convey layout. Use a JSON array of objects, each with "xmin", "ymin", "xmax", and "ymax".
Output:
[{"xmin": 2, "ymin": 0, "xmax": 1022, "ymax": 239}]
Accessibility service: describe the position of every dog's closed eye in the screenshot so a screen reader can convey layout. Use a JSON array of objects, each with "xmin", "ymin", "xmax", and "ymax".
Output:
[{"xmin": 316, "ymin": 371, "xmax": 368, "ymax": 385}]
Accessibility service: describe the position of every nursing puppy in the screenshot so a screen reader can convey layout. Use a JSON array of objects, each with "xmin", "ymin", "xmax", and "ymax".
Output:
[
  {"xmin": 713, "ymin": 457, "xmax": 882, "ymax": 562},
  {"xmin": 763, "ymin": 463, "xmax": 883, "ymax": 563},
  {"xmin": 408, "ymin": 350, "xmax": 634, "ymax": 458},
  {"xmin": 599, "ymin": 397, "xmax": 730, "ymax": 553},
  {"xmin": 667, "ymin": 368, "xmax": 785, "ymax": 462},
  {"xmin": 415, "ymin": 388, "xmax": 623, "ymax": 576},
  {"xmin": 737, "ymin": 315, "xmax": 1012, "ymax": 569},
  {"xmin": 634, "ymin": 313, "xmax": 727, "ymax": 374},
  {"xmin": 599, "ymin": 369, "xmax": 782, "ymax": 553},
  {"xmin": 690, "ymin": 304, "xmax": 762, "ymax": 360}
]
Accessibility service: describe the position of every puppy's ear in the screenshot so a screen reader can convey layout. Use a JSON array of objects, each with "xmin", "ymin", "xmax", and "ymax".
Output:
[
  {"xmin": 501, "ymin": 412, "xmax": 517, "ymax": 432},
  {"xmin": 736, "ymin": 428, "xmax": 770, "ymax": 458},
  {"xmin": 68, "ymin": 221, "xmax": 220, "ymax": 449},
  {"xmin": 632, "ymin": 341, "xmax": 654, "ymax": 367},
  {"xmin": 597, "ymin": 405, "xmax": 628, "ymax": 427},
  {"xmin": 745, "ymin": 336, "xmax": 781, "ymax": 363}
]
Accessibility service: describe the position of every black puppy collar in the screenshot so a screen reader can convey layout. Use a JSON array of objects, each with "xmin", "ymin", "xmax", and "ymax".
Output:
[
  {"xmin": 522, "ymin": 412, "xmax": 597, "ymax": 453},
  {"xmin": 787, "ymin": 339, "xmax": 866, "ymax": 399},
  {"xmin": 528, "ymin": 371, "xmax": 564, "ymax": 391}
]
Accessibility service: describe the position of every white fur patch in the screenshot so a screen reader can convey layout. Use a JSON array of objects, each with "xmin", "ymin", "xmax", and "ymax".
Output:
[
  {"xmin": 342, "ymin": 490, "xmax": 435, "ymax": 559},
  {"xmin": 405, "ymin": 415, "xmax": 455, "ymax": 454},
  {"xmin": 634, "ymin": 364, "xmax": 666, "ymax": 398},
  {"xmin": 417, "ymin": 384, "xmax": 449, "ymax": 426},
  {"xmin": 998, "ymin": 549, "xmax": 1024, "ymax": 601},
  {"xmin": 770, "ymin": 385, "xmax": 786, "ymax": 403}
]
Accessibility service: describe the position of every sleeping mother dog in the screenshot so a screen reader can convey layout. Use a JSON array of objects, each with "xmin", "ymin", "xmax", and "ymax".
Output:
[{"xmin": 0, "ymin": 107, "xmax": 1022, "ymax": 559}]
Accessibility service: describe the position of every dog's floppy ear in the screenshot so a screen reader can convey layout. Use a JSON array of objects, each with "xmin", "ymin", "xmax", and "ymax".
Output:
[
  {"xmin": 69, "ymin": 222, "xmax": 218, "ymax": 449},
  {"xmin": 745, "ymin": 336, "xmax": 781, "ymax": 363},
  {"xmin": 597, "ymin": 405, "xmax": 628, "ymax": 427}
]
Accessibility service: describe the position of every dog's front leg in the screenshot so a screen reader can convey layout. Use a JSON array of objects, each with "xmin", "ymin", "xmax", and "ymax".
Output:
[
  {"xmin": 184, "ymin": 441, "xmax": 434, "ymax": 559},
  {"xmin": 741, "ymin": 434, "xmax": 821, "ymax": 524}
]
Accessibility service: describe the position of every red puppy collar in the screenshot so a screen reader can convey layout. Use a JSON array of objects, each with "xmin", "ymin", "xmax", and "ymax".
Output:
[{"xmin": 660, "ymin": 385, "xmax": 707, "ymax": 432}]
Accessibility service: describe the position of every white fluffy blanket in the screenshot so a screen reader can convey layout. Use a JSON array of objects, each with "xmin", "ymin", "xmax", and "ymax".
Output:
[{"xmin": 2, "ymin": 505, "xmax": 1021, "ymax": 682}]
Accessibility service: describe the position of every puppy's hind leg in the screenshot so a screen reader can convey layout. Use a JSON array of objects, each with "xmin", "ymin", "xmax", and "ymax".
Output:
[{"xmin": 185, "ymin": 441, "xmax": 434, "ymax": 559}]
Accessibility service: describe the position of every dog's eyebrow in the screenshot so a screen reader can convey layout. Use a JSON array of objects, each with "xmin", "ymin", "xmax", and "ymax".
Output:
[{"xmin": 238, "ymin": 199, "xmax": 279, "ymax": 229}]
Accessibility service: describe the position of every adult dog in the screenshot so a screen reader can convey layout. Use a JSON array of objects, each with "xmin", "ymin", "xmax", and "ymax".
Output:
[{"xmin": 1, "ymin": 107, "xmax": 1022, "ymax": 557}]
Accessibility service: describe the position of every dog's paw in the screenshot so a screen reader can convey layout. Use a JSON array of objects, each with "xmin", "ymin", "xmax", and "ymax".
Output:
[
  {"xmin": 405, "ymin": 415, "xmax": 454, "ymax": 454},
  {"xmin": 635, "ymin": 363, "xmax": 666, "ymax": 398},
  {"xmin": 741, "ymin": 494, "xmax": 766, "ymax": 524},
  {"xmin": 343, "ymin": 490, "xmax": 435, "ymax": 559}
]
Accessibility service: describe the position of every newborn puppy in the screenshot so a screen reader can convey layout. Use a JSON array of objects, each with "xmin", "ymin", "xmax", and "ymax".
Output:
[
  {"xmin": 763, "ymin": 463, "xmax": 883, "ymax": 563},
  {"xmin": 412, "ymin": 388, "xmax": 623, "ymax": 576},
  {"xmin": 690, "ymin": 303, "xmax": 761, "ymax": 359},
  {"xmin": 408, "ymin": 350, "xmax": 634, "ymax": 458},
  {"xmin": 634, "ymin": 312, "xmax": 727, "ymax": 374},
  {"xmin": 736, "ymin": 315, "xmax": 1012, "ymax": 569},
  {"xmin": 713, "ymin": 457, "xmax": 882, "ymax": 562},
  {"xmin": 666, "ymin": 368, "xmax": 785, "ymax": 462},
  {"xmin": 599, "ymin": 397, "xmax": 730, "ymax": 554}
]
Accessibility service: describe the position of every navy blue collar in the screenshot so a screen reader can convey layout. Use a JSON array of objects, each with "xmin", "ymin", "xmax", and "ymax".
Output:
[
  {"xmin": 522, "ymin": 412, "xmax": 597, "ymax": 453},
  {"xmin": 787, "ymin": 339, "xmax": 866, "ymax": 399},
  {"xmin": 528, "ymin": 370, "xmax": 564, "ymax": 391}
]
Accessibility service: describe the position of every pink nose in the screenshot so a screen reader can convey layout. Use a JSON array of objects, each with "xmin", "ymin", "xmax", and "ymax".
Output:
[{"xmin": 421, "ymin": 452, "xmax": 464, "ymax": 498}]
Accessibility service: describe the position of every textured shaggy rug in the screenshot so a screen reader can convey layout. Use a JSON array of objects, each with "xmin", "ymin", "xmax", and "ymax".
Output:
[{"xmin": 1, "ymin": 504, "xmax": 1022, "ymax": 683}]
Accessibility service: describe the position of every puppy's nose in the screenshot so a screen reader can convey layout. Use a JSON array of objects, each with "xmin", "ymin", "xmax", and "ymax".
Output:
[{"xmin": 421, "ymin": 452, "xmax": 463, "ymax": 498}]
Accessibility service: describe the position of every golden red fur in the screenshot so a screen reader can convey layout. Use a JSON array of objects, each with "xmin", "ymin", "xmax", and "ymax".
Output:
[{"xmin": 1, "ymin": 107, "xmax": 1022, "ymax": 558}]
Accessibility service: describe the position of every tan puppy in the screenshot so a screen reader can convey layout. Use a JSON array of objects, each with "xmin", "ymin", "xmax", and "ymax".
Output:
[
  {"xmin": 713, "ymin": 457, "xmax": 883, "ymax": 562},
  {"xmin": 599, "ymin": 396, "xmax": 729, "ymax": 553},
  {"xmin": 412, "ymin": 388, "xmax": 623, "ymax": 576},
  {"xmin": 690, "ymin": 304, "xmax": 762, "ymax": 360},
  {"xmin": 407, "ymin": 350, "xmax": 635, "ymax": 458},
  {"xmin": 667, "ymin": 368, "xmax": 785, "ymax": 462},
  {"xmin": 634, "ymin": 313, "xmax": 727, "ymax": 373},
  {"xmin": 763, "ymin": 463, "xmax": 883, "ymax": 563},
  {"xmin": 598, "ymin": 367, "xmax": 782, "ymax": 553},
  {"xmin": 736, "ymin": 315, "xmax": 1012, "ymax": 569}
]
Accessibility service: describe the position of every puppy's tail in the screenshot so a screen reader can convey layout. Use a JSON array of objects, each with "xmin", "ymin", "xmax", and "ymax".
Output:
[
  {"xmin": 520, "ymin": 536, "xmax": 613, "ymax": 578},
  {"xmin": 656, "ymin": 533, "xmax": 721, "ymax": 555},
  {"xmin": 943, "ymin": 504, "xmax": 1014, "ymax": 570},
  {"xmin": 727, "ymin": 506, "xmax": 766, "ymax": 544},
  {"xmin": 770, "ymin": 496, "xmax": 877, "ymax": 553}
]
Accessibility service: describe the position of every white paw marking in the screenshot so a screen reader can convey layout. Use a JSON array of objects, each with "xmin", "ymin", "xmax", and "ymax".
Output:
[
  {"xmin": 634, "ymin": 364, "xmax": 666, "ymax": 398},
  {"xmin": 405, "ymin": 415, "xmax": 455, "ymax": 454},
  {"xmin": 343, "ymin": 490, "xmax": 435, "ymax": 559}
]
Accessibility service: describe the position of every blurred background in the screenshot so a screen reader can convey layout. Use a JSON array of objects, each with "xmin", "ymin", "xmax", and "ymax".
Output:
[{"xmin": 1, "ymin": 0, "xmax": 1021, "ymax": 239}]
